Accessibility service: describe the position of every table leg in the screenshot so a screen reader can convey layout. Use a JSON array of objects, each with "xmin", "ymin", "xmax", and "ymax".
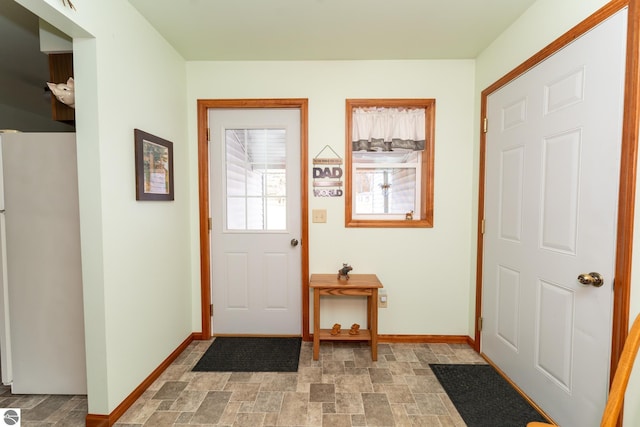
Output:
[
  {"xmin": 313, "ymin": 289, "xmax": 320, "ymax": 360},
  {"xmin": 371, "ymin": 289, "xmax": 378, "ymax": 361},
  {"xmin": 366, "ymin": 292, "xmax": 372, "ymax": 331}
]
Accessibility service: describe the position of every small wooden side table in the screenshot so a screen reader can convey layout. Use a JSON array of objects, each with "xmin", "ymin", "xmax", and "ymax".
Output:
[{"xmin": 309, "ymin": 273, "xmax": 383, "ymax": 361}]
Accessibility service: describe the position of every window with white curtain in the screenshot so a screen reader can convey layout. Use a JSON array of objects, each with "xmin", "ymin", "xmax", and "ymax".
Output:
[{"xmin": 345, "ymin": 99, "xmax": 435, "ymax": 227}]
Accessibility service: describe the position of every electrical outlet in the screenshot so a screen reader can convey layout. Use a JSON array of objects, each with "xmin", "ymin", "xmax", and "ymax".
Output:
[{"xmin": 378, "ymin": 291, "xmax": 388, "ymax": 308}]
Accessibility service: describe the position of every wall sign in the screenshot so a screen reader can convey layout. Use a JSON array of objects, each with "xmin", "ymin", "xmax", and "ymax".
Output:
[{"xmin": 313, "ymin": 145, "xmax": 343, "ymax": 197}]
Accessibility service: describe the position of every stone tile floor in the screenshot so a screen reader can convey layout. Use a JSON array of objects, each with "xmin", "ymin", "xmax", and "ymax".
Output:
[
  {"xmin": 2, "ymin": 340, "xmax": 487, "ymax": 426},
  {"xmin": 0, "ymin": 387, "xmax": 87, "ymax": 426}
]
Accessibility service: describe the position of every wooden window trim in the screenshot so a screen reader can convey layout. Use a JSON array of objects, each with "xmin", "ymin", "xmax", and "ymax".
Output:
[{"xmin": 345, "ymin": 98, "xmax": 435, "ymax": 228}]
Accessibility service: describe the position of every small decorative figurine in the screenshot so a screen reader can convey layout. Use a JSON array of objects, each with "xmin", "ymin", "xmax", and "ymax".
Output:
[
  {"xmin": 47, "ymin": 77, "xmax": 75, "ymax": 109},
  {"xmin": 405, "ymin": 210, "xmax": 414, "ymax": 220},
  {"xmin": 349, "ymin": 323, "xmax": 360, "ymax": 335},
  {"xmin": 331, "ymin": 323, "xmax": 341, "ymax": 335},
  {"xmin": 338, "ymin": 263, "xmax": 353, "ymax": 280}
]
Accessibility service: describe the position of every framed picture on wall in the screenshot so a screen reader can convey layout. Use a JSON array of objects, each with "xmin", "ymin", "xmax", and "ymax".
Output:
[{"xmin": 134, "ymin": 129, "xmax": 174, "ymax": 201}]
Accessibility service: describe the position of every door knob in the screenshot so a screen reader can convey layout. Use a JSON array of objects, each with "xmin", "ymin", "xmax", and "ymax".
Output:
[
  {"xmin": 290, "ymin": 238, "xmax": 299, "ymax": 247},
  {"xmin": 577, "ymin": 272, "xmax": 604, "ymax": 287}
]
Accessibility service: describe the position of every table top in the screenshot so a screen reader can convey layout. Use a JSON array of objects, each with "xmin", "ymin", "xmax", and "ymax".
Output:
[{"xmin": 309, "ymin": 273, "xmax": 383, "ymax": 289}]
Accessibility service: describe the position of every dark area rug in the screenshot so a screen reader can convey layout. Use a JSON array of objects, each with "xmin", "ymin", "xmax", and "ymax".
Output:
[
  {"xmin": 192, "ymin": 337, "xmax": 302, "ymax": 372},
  {"xmin": 430, "ymin": 364, "xmax": 547, "ymax": 427}
]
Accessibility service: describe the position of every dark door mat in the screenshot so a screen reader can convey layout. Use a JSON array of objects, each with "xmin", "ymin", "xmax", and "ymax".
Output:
[
  {"xmin": 192, "ymin": 337, "xmax": 302, "ymax": 372},
  {"xmin": 430, "ymin": 364, "xmax": 548, "ymax": 427}
]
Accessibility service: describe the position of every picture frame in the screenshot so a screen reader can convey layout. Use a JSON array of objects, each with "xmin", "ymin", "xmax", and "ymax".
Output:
[{"xmin": 134, "ymin": 129, "xmax": 174, "ymax": 201}]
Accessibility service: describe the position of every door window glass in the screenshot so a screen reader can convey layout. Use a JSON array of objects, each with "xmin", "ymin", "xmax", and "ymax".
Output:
[{"xmin": 225, "ymin": 128, "xmax": 287, "ymax": 231}]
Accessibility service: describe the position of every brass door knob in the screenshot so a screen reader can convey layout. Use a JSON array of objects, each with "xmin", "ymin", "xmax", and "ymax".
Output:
[{"xmin": 577, "ymin": 272, "xmax": 604, "ymax": 287}]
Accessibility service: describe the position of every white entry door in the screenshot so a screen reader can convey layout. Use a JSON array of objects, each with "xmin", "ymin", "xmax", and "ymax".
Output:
[
  {"xmin": 482, "ymin": 9, "xmax": 627, "ymax": 427},
  {"xmin": 209, "ymin": 108, "xmax": 302, "ymax": 335}
]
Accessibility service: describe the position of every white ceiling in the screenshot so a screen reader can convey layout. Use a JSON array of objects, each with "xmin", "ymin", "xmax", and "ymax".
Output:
[{"xmin": 127, "ymin": 0, "xmax": 537, "ymax": 61}]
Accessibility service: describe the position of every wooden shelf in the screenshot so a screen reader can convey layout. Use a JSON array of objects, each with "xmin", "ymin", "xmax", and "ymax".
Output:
[{"xmin": 317, "ymin": 329, "xmax": 371, "ymax": 341}]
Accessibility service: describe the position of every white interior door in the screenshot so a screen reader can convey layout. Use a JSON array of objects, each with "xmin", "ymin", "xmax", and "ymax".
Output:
[
  {"xmin": 482, "ymin": 9, "xmax": 627, "ymax": 427},
  {"xmin": 209, "ymin": 108, "xmax": 301, "ymax": 335}
]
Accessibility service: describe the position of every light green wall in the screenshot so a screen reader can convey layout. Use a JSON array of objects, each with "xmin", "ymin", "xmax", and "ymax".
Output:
[
  {"xmin": 186, "ymin": 60, "xmax": 477, "ymax": 335},
  {"xmin": 15, "ymin": 0, "xmax": 192, "ymax": 415},
  {"xmin": 475, "ymin": 0, "xmax": 640, "ymax": 426}
]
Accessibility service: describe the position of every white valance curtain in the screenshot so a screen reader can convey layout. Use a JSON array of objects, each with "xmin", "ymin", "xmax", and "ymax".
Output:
[{"xmin": 352, "ymin": 107, "xmax": 426, "ymax": 152}]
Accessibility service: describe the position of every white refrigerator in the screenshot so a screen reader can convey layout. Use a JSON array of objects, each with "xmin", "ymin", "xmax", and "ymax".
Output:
[{"xmin": 0, "ymin": 131, "xmax": 87, "ymax": 394}]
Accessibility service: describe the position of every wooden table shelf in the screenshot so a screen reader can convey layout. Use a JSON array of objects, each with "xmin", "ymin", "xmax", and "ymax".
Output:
[
  {"xmin": 309, "ymin": 273, "xmax": 383, "ymax": 361},
  {"xmin": 316, "ymin": 329, "xmax": 373, "ymax": 340}
]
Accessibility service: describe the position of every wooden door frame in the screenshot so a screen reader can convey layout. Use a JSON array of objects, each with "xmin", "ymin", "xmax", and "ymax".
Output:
[
  {"xmin": 196, "ymin": 99, "xmax": 310, "ymax": 340},
  {"xmin": 475, "ymin": 0, "xmax": 639, "ymax": 389}
]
